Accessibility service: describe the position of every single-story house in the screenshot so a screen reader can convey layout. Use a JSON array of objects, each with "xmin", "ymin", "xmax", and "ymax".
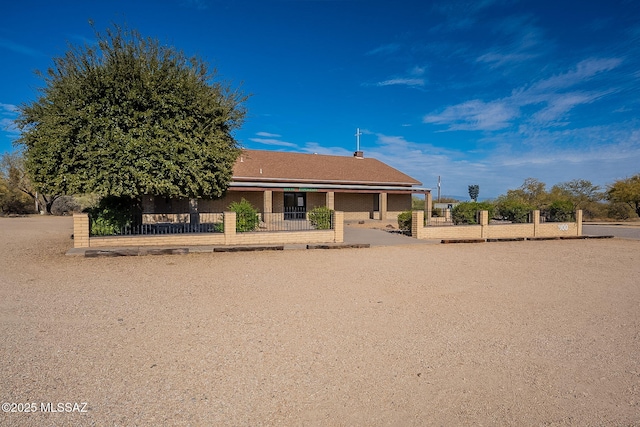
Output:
[{"xmin": 142, "ymin": 149, "xmax": 430, "ymax": 222}]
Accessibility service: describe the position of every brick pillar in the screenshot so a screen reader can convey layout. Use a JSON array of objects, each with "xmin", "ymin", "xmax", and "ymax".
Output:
[
  {"xmin": 325, "ymin": 191, "xmax": 335, "ymax": 210},
  {"xmin": 263, "ymin": 191, "xmax": 273, "ymax": 214},
  {"xmin": 425, "ymin": 192, "xmax": 432, "ymax": 225},
  {"xmin": 379, "ymin": 192, "xmax": 388, "ymax": 220},
  {"xmin": 412, "ymin": 210, "xmax": 424, "ymax": 239},
  {"xmin": 479, "ymin": 210, "xmax": 489, "ymax": 239},
  {"xmin": 576, "ymin": 209, "xmax": 583, "ymax": 236},
  {"xmin": 332, "ymin": 211, "xmax": 344, "ymax": 243},
  {"xmin": 73, "ymin": 213, "xmax": 90, "ymax": 248},
  {"xmin": 223, "ymin": 211, "xmax": 236, "ymax": 245},
  {"xmin": 532, "ymin": 210, "xmax": 540, "ymax": 237}
]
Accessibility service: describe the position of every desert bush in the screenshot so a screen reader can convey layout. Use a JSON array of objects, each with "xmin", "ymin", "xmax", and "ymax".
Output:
[
  {"xmin": 495, "ymin": 199, "xmax": 533, "ymax": 223},
  {"xmin": 606, "ymin": 202, "xmax": 634, "ymax": 220},
  {"xmin": 397, "ymin": 210, "xmax": 412, "ymax": 231},
  {"xmin": 308, "ymin": 206, "xmax": 332, "ymax": 229},
  {"xmin": 85, "ymin": 196, "xmax": 136, "ymax": 236},
  {"xmin": 50, "ymin": 195, "xmax": 81, "ymax": 215},
  {"xmin": 0, "ymin": 176, "xmax": 35, "ymax": 215},
  {"xmin": 228, "ymin": 198, "xmax": 259, "ymax": 232},
  {"xmin": 545, "ymin": 200, "xmax": 574, "ymax": 222},
  {"xmin": 451, "ymin": 202, "xmax": 494, "ymax": 225}
]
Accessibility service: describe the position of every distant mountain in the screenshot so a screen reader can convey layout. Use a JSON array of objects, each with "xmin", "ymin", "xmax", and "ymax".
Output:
[{"xmin": 437, "ymin": 195, "xmax": 468, "ymax": 202}]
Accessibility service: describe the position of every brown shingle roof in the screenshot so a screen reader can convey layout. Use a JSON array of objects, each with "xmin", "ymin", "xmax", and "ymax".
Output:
[{"xmin": 233, "ymin": 149, "xmax": 421, "ymax": 186}]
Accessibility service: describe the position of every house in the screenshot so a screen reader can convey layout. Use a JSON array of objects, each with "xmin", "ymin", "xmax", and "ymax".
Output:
[{"xmin": 142, "ymin": 149, "xmax": 430, "ymax": 222}]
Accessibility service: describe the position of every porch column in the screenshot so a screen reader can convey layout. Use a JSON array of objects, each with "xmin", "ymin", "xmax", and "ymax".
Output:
[
  {"xmin": 379, "ymin": 192, "xmax": 388, "ymax": 220},
  {"xmin": 425, "ymin": 192, "xmax": 432, "ymax": 225},
  {"xmin": 263, "ymin": 190, "xmax": 273, "ymax": 214},
  {"xmin": 325, "ymin": 191, "xmax": 335, "ymax": 210}
]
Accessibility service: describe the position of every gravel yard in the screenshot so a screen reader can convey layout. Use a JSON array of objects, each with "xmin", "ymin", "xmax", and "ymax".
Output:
[{"xmin": 1, "ymin": 215, "xmax": 639, "ymax": 426}]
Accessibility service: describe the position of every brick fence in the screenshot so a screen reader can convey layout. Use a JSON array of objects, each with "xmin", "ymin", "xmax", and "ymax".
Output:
[
  {"xmin": 412, "ymin": 210, "xmax": 583, "ymax": 240},
  {"xmin": 73, "ymin": 211, "xmax": 344, "ymax": 248}
]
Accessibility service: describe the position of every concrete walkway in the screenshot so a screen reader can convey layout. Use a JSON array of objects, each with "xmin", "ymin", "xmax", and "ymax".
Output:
[{"xmin": 343, "ymin": 226, "xmax": 438, "ymax": 246}]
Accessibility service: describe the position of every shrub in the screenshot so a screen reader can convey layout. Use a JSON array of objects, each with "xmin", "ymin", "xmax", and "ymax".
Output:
[
  {"xmin": 397, "ymin": 210, "xmax": 412, "ymax": 231},
  {"xmin": 495, "ymin": 199, "xmax": 533, "ymax": 223},
  {"xmin": 228, "ymin": 198, "xmax": 259, "ymax": 232},
  {"xmin": 545, "ymin": 200, "xmax": 574, "ymax": 222},
  {"xmin": 607, "ymin": 202, "xmax": 634, "ymax": 220},
  {"xmin": 308, "ymin": 206, "xmax": 332, "ymax": 229},
  {"xmin": 50, "ymin": 195, "xmax": 81, "ymax": 216},
  {"xmin": 85, "ymin": 196, "xmax": 135, "ymax": 236},
  {"xmin": 451, "ymin": 202, "xmax": 494, "ymax": 225},
  {"xmin": 0, "ymin": 178, "xmax": 35, "ymax": 215}
]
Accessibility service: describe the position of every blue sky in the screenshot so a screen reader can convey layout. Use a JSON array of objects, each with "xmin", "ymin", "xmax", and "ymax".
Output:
[{"xmin": 1, "ymin": 0, "xmax": 639, "ymax": 198}]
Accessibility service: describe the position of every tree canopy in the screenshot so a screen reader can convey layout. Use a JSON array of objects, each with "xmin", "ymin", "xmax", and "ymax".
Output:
[
  {"xmin": 551, "ymin": 179, "xmax": 603, "ymax": 211},
  {"xmin": 16, "ymin": 24, "xmax": 247, "ymax": 202},
  {"xmin": 607, "ymin": 174, "xmax": 640, "ymax": 217}
]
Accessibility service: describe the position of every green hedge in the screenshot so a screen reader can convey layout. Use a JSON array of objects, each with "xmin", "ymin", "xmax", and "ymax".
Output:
[
  {"xmin": 398, "ymin": 210, "xmax": 412, "ymax": 231},
  {"xmin": 228, "ymin": 198, "xmax": 259, "ymax": 232},
  {"xmin": 308, "ymin": 206, "xmax": 333, "ymax": 229},
  {"xmin": 451, "ymin": 202, "xmax": 495, "ymax": 225}
]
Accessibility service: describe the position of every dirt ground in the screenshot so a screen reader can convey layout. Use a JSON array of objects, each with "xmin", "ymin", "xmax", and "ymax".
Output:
[{"xmin": 1, "ymin": 216, "xmax": 639, "ymax": 426}]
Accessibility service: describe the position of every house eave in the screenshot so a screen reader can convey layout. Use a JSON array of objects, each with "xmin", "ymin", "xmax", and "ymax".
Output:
[
  {"xmin": 232, "ymin": 176, "xmax": 421, "ymax": 187},
  {"xmin": 229, "ymin": 180, "xmax": 430, "ymax": 193}
]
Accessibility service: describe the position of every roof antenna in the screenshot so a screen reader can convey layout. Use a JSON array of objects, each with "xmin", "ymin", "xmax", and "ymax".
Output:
[{"xmin": 354, "ymin": 128, "xmax": 364, "ymax": 158}]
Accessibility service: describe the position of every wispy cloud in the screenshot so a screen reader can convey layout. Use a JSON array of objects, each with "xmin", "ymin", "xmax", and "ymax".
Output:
[
  {"xmin": 424, "ymin": 57, "xmax": 624, "ymax": 130},
  {"xmin": 0, "ymin": 38, "xmax": 44, "ymax": 57},
  {"xmin": 0, "ymin": 103, "xmax": 20, "ymax": 140},
  {"xmin": 1, "ymin": 103, "xmax": 19, "ymax": 114},
  {"xmin": 476, "ymin": 15, "xmax": 547, "ymax": 68},
  {"xmin": 249, "ymin": 132, "xmax": 298, "ymax": 148},
  {"xmin": 375, "ymin": 78, "xmax": 425, "ymax": 88},
  {"xmin": 366, "ymin": 43, "xmax": 401, "ymax": 56},
  {"xmin": 424, "ymin": 99, "xmax": 518, "ymax": 130},
  {"xmin": 371, "ymin": 65, "xmax": 427, "ymax": 88},
  {"xmin": 431, "ymin": 0, "xmax": 505, "ymax": 31},
  {"xmin": 354, "ymin": 126, "xmax": 640, "ymax": 197},
  {"xmin": 301, "ymin": 142, "xmax": 352, "ymax": 156},
  {"xmin": 255, "ymin": 132, "xmax": 282, "ymax": 138},
  {"xmin": 525, "ymin": 58, "xmax": 622, "ymax": 92}
]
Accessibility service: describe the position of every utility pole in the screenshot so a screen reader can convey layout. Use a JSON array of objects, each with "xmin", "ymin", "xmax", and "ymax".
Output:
[{"xmin": 437, "ymin": 176, "xmax": 441, "ymax": 202}]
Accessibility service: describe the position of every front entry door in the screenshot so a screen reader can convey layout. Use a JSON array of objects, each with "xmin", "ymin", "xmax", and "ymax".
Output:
[{"xmin": 284, "ymin": 192, "xmax": 306, "ymax": 219}]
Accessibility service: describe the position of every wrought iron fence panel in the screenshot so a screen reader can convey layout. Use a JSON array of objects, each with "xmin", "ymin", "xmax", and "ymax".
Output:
[
  {"xmin": 236, "ymin": 209, "xmax": 333, "ymax": 232},
  {"xmin": 89, "ymin": 213, "xmax": 225, "ymax": 236},
  {"xmin": 541, "ymin": 211, "xmax": 576, "ymax": 223},
  {"xmin": 428, "ymin": 208, "xmax": 456, "ymax": 226}
]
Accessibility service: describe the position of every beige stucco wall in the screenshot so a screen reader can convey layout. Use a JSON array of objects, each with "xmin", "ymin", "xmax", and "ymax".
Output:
[
  {"xmin": 388, "ymin": 194, "xmax": 411, "ymax": 213},
  {"xmin": 335, "ymin": 193, "xmax": 375, "ymax": 220},
  {"xmin": 198, "ymin": 192, "xmax": 264, "ymax": 213},
  {"xmin": 412, "ymin": 210, "xmax": 583, "ymax": 240}
]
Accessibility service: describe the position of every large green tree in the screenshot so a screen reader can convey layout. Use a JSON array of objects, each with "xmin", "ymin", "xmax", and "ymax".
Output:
[
  {"xmin": 16, "ymin": 24, "xmax": 247, "ymax": 206},
  {"xmin": 607, "ymin": 174, "xmax": 640, "ymax": 217}
]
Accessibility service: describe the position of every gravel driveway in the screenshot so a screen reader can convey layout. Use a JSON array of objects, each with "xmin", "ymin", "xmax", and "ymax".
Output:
[{"xmin": 1, "ymin": 216, "xmax": 639, "ymax": 426}]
